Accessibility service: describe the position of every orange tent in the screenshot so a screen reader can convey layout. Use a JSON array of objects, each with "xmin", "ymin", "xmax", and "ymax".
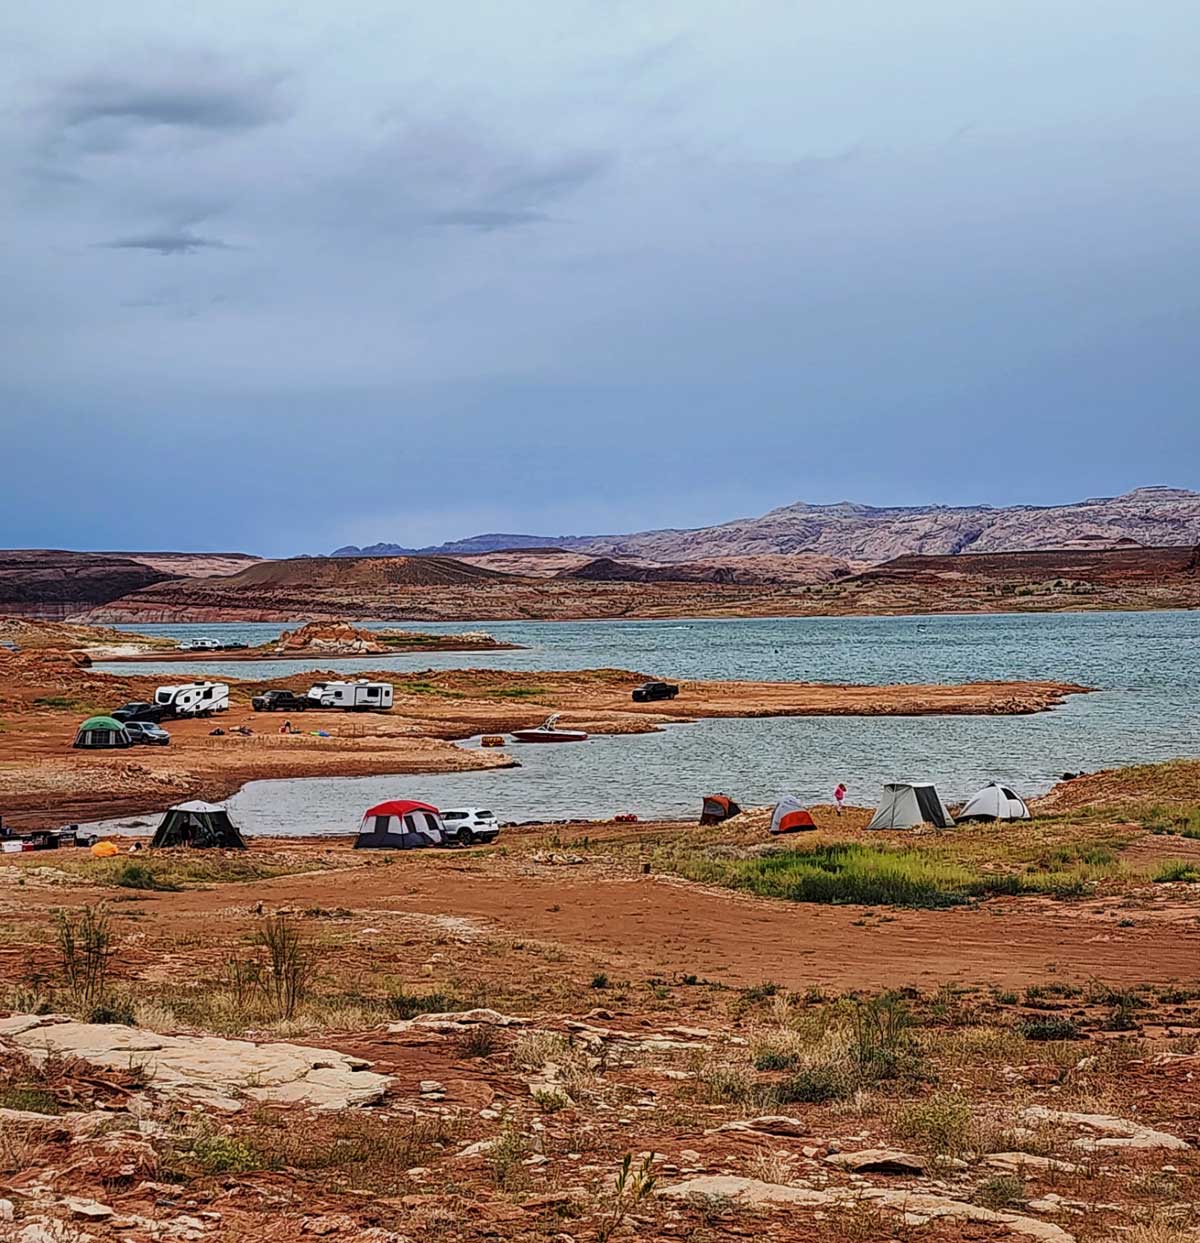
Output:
[
  {"xmin": 90, "ymin": 840, "xmax": 120, "ymax": 857},
  {"xmin": 699, "ymin": 794, "xmax": 741, "ymax": 826},
  {"xmin": 769, "ymin": 796, "xmax": 817, "ymax": 835}
]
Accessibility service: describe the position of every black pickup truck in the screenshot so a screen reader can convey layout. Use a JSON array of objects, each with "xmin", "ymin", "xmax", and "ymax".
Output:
[
  {"xmin": 632, "ymin": 680, "xmax": 680, "ymax": 703},
  {"xmin": 251, "ymin": 689, "xmax": 310, "ymax": 712},
  {"xmin": 111, "ymin": 701, "xmax": 169, "ymax": 724}
]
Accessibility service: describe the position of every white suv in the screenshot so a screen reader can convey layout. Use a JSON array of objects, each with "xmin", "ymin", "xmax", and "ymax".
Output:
[{"xmin": 439, "ymin": 808, "xmax": 500, "ymax": 846}]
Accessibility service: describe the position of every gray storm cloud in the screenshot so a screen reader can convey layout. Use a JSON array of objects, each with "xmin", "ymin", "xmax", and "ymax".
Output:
[
  {"xmin": 100, "ymin": 230, "xmax": 233, "ymax": 255},
  {"xmin": 1, "ymin": 0, "xmax": 1198, "ymax": 554}
]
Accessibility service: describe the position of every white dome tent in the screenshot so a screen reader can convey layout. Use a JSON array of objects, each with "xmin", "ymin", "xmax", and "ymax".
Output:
[{"xmin": 957, "ymin": 782, "xmax": 1031, "ymax": 822}]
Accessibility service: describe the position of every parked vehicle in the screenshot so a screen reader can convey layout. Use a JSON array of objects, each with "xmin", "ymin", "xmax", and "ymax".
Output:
[
  {"xmin": 154, "ymin": 681, "xmax": 230, "ymax": 717},
  {"xmin": 439, "ymin": 808, "xmax": 500, "ymax": 845},
  {"xmin": 632, "ymin": 681, "xmax": 679, "ymax": 703},
  {"xmin": 251, "ymin": 689, "xmax": 310, "ymax": 712},
  {"xmin": 307, "ymin": 680, "xmax": 393, "ymax": 711},
  {"xmin": 123, "ymin": 720, "xmax": 171, "ymax": 746},
  {"xmin": 111, "ymin": 701, "xmax": 169, "ymax": 724},
  {"xmin": 181, "ymin": 636, "xmax": 221, "ymax": 651}
]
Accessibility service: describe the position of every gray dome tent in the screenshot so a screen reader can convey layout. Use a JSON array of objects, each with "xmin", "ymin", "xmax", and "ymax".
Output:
[
  {"xmin": 866, "ymin": 783, "xmax": 955, "ymax": 830},
  {"xmin": 73, "ymin": 716, "xmax": 132, "ymax": 749},
  {"xmin": 151, "ymin": 801, "xmax": 246, "ymax": 849}
]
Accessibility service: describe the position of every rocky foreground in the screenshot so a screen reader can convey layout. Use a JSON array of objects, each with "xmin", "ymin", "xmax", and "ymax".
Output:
[{"xmin": 0, "ymin": 796, "xmax": 1198, "ymax": 1243}]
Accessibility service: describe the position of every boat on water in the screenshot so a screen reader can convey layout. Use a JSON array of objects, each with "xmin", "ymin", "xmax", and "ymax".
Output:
[{"xmin": 510, "ymin": 713, "xmax": 589, "ymax": 744}]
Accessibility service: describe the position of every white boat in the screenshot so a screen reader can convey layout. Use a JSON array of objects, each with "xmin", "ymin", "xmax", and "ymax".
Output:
[{"xmin": 511, "ymin": 713, "xmax": 589, "ymax": 743}]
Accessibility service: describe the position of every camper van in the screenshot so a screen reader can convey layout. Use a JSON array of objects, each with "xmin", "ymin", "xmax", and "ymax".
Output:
[
  {"xmin": 181, "ymin": 636, "xmax": 221, "ymax": 651},
  {"xmin": 154, "ymin": 681, "xmax": 231, "ymax": 717},
  {"xmin": 308, "ymin": 680, "xmax": 393, "ymax": 711}
]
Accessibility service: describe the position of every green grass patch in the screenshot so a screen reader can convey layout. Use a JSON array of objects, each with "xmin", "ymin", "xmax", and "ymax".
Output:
[
  {"xmin": 483, "ymin": 686, "xmax": 550, "ymax": 700},
  {"xmin": 112, "ymin": 861, "xmax": 181, "ymax": 892},
  {"xmin": 51, "ymin": 854, "xmax": 318, "ymax": 889},
  {"xmin": 1154, "ymin": 861, "xmax": 1200, "ymax": 883},
  {"xmin": 33, "ymin": 695, "xmax": 90, "ymax": 710},
  {"xmin": 395, "ymin": 680, "xmax": 466, "ymax": 698},
  {"xmin": 0, "ymin": 1084, "xmax": 61, "ymax": 1114},
  {"xmin": 654, "ymin": 836, "xmax": 1131, "ymax": 909}
]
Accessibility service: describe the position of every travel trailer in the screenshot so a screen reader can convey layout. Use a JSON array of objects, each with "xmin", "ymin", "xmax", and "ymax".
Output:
[
  {"xmin": 153, "ymin": 681, "xmax": 231, "ymax": 717},
  {"xmin": 308, "ymin": 680, "xmax": 393, "ymax": 711},
  {"xmin": 181, "ymin": 636, "xmax": 221, "ymax": 651}
]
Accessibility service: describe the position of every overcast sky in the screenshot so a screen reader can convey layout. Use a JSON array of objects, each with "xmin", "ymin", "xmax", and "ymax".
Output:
[{"xmin": 3, "ymin": 1, "xmax": 1198, "ymax": 555}]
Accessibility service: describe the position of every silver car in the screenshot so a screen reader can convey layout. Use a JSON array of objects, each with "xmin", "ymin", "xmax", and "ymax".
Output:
[{"xmin": 123, "ymin": 721, "xmax": 171, "ymax": 746}]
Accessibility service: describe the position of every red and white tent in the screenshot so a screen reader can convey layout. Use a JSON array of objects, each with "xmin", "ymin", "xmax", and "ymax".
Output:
[
  {"xmin": 355, "ymin": 800, "xmax": 444, "ymax": 849},
  {"xmin": 769, "ymin": 795, "xmax": 817, "ymax": 835}
]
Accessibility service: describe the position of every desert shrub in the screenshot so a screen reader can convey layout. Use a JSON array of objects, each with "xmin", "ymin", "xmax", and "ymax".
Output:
[
  {"xmin": 896, "ymin": 1092, "xmax": 973, "ymax": 1157},
  {"xmin": 255, "ymin": 916, "xmax": 315, "ymax": 1020},
  {"xmin": 597, "ymin": 1154, "xmax": 657, "ymax": 1243},
  {"xmin": 591, "ymin": 973, "xmax": 609, "ymax": 989},
  {"xmin": 1018, "ymin": 1015, "xmax": 1081, "ymax": 1041},
  {"xmin": 490, "ymin": 1122, "xmax": 531, "ymax": 1190},
  {"xmin": 532, "ymin": 1087, "xmax": 570, "ymax": 1112},
  {"xmin": 1100, "ymin": 998, "xmax": 1141, "ymax": 1031},
  {"xmin": 387, "ymin": 988, "xmax": 466, "ymax": 1019},
  {"xmin": 753, "ymin": 1048, "xmax": 800, "ymax": 1072},
  {"xmin": 977, "ymin": 1174, "xmax": 1027, "ymax": 1208},
  {"xmin": 694, "ymin": 1061, "xmax": 758, "ymax": 1107},
  {"xmin": 772, "ymin": 1062, "xmax": 851, "ymax": 1104},
  {"xmin": 56, "ymin": 905, "xmax": 112, "ymax": 1011},
  {"xmin": 113, "ymin": 862, "xmax": 179, "ymax": 892},
  {"xmin": 458, "ymin": 1026, "xmax": 499, "ymax": 1059},
  {"xmin": 86, "ymin": 996, "xmax": 135, "ymax": 1026},
  {"xmin": 191, "ymin": 1133, "xmax": 262, "ymax": 1174},
  {"xmin": 845, "ymin": 991, "xmax": 917, "ymax": 1079}
]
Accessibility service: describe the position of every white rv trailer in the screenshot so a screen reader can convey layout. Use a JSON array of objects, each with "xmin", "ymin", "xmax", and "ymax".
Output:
[
  {"xmin": 308, "ymin": 680, "xmax": 393, "ymax": 711},
  {"xmin": 154, "ymin": 681, "xmax": 231, "ymax": 717}
]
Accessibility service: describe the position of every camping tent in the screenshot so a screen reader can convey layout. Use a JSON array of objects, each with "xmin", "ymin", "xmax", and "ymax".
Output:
[
  {"xmin": 699, "ymin": 794, "xmax": 741, "ymax": 826},
  {"xmin": 151, "ymin": 801, "xmax": 247, "ymax": 849},
  {"xmin": 957, "ymin": 782, "xmax": 1030, "ymax": 822},
  {"xmin": 866, "ymin": 783, "xmax": 955, "ymax": 830},
  {"xmin": 769, "ymin": 795, "xmax": 817, "ymax": 835},
  {"xmin": 72, "ymin": 716, "xmax": 132, "ymax": 749},
  {"xmin": 355, "ymin": 800, "xmax": 444, "ymax": 850}
]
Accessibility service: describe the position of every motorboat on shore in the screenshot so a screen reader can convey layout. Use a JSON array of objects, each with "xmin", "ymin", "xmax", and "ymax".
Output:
[{"xmin": 510, "ymin": 713, "xmax": 589, "ymax": 743}]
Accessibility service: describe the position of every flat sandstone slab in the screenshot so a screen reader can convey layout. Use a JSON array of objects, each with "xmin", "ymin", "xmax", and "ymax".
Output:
[{"xmin": 0, "ymin": 1014, "xmax": 391, "ymax": 1112}]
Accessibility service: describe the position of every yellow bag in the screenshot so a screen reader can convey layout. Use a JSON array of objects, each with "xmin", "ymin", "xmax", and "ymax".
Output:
[{"xmin": 90, "ymin": 840, "xmax": 120, "ymax": 858}]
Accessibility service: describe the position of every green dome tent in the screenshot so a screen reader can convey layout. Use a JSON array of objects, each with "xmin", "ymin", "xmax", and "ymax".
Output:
[
  {"xmin": 73, "ymin": 716, "xmax": 133, "ymax": 749},
  {"xmin": 151, "ymin": 802, "xmax": 247, "ymax": 849}
]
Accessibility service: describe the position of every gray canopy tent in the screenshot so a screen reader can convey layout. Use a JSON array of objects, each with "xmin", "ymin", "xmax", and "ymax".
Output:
[
  {"xmin": 866, "ymin": 783, "xmax": 955, "ymax": 830},
  {"xmin": 151, "ymin": 801, "xmax": 247, "ymax": 849}
]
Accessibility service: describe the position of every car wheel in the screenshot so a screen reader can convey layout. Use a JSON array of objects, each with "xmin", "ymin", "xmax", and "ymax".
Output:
[{"xmin": 457, "ymin": 828, "xmax": 475, "ymax": 847}]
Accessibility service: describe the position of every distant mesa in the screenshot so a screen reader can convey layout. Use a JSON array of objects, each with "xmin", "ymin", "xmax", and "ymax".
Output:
[
  {"xmin": 333, "ymin": 534, "xmax": 573, "ymax": 558},
  {"xmin": 333, "ymin": 486, "xmax": 1200, "ymax": 565}
]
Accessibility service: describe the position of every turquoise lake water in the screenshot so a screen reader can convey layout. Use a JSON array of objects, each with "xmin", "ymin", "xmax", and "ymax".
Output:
[{"xmin": 92, "ymin": 612, "xmax": 1199, "ymax": 833}]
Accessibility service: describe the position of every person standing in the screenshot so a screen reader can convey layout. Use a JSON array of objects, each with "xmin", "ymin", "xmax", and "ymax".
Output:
[{"xmin": 834, "ymin": 783, "xmax": 847, "ymax": 815}]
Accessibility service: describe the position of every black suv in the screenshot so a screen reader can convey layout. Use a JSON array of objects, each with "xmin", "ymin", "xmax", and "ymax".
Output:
[
  {"xmin": 111, "ymin": 701, "xmax": 169, "ymax": 723},
  {"xmin": 251, "ymin": 689, "xmax": 310, "ymax": 712},
  {"xmin": 632, "ymin": 681, "xmax": 680, "ymax": 703}
]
